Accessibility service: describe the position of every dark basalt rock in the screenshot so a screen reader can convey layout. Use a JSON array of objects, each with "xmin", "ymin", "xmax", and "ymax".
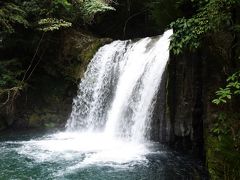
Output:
[
  {"xmin": 151, "ymin": 44, "xmax": 227, "ymax": 161},
  {"xmin": 2, "ymin": 30, "xmax": 112, "ymax": 131},
  {"xmin": 168, "ymin": 52, "xmax": 205, "ymax": 159}
]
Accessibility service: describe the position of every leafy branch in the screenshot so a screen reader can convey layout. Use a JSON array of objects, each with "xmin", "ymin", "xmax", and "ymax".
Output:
[
  {"xmin": 170, "ymin": 0, "xmax": 239, "ymax": 55},
  {"xmin": 213, "ymin": 71, "xmax": 240, "ymax": 105}
]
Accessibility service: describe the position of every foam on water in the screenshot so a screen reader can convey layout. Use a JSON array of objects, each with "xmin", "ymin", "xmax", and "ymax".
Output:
[
  {"xmin": 0, "ymin": 30, "xmax": 207, "ymax": 179},
  {"xmin": 66, "ymin": 29, "xmax": 173, "ymax": 141},
  {"xmin": 15, "ymin": 132, "xmax": 148, "ymax": 167},
  {"xmin": 12, "ymin": 30, "xmax": 173, "ymax": 169}
]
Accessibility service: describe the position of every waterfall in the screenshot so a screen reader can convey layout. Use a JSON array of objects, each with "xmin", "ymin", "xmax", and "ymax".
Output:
[
  {"xmin": 3, "ymin": 29, "xmax": 207, "ymax": 178},
  {"xmin": 66, "ymin": 29, "xmax": 173, "ymax": 142},
  {"xmin": 6, "ymin": 30, "xmax": 178, "ymax": 171}
]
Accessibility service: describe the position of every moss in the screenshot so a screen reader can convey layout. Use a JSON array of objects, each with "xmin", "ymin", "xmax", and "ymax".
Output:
[
  {"xmin": 28, "ymin": 111, "xmax": 64, "ymax": 129},
  {"xmin": 45, "ymin": 122, "xmax": 56, "ymax": 129},
  {"xmin": 64, "ymin": 62, "xmax": 86, "ymax": 82},
  {"xmin": 68, "ymin": 39, "xmax": 110, "ymax": 80},
  {"xmin": 81, "ymin": 40, "xmax": 103, "ymax": 62},
  {"xmin": 1, "ymin": 30, "xmax": 111, "ymax": 132},
  {"xmin": 58, "ymin": 30, "xmax": 112, "ymax": 82},
  {"xmin": 42, "ymin": 113, "xmax": 59, "ymax": 129},
  {"xmin": 206, "ymin": 134, "xmax": 240, "ymax": 179},
  {"xmin": 205, "ymin": 110, "xmax": 240, "ymax": 179},
  {"xmin": 28, "ymin": 114, "xmax": 42, "ymax": 128}
]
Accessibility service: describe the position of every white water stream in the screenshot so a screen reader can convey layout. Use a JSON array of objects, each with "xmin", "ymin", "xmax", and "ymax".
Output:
[
  {"xmin": 67, "ymin": 29, "xmax": 172, "ymax": 140},
  {"xmin": 16, "ymin": 30, "xmax": 173, "ymax": 168}
]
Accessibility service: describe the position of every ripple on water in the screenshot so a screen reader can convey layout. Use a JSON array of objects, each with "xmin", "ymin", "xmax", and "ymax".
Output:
[{"xmin": 0, "ymin": 132, "xmax": 208, "ymax": 179}]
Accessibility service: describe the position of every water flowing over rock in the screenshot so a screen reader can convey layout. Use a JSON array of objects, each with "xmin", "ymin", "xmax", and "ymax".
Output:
[
  {"xmin": 66, "ymin": 30, "xmax": 173, "ymax": 142},
  {"xmin": 0, "ymin": 30, "xmax": 207, "ymax": 179}
]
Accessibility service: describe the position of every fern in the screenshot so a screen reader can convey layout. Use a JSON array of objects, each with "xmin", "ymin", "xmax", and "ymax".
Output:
[{"xmin": 38, "ymin": 18, "xmax": 72, "ymax": 32}]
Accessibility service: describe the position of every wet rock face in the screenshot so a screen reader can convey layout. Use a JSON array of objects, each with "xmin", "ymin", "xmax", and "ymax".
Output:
[
  {"xmin": 169, "ymin": 52, "xmax": 205, "ymax": 158},
  {"xmin": 4, "ymin": 30, "xmax": 112, "ymax": 131},
  {"xmin": 151, "ymin": 48, "xmax": 225, "ymax": 160},
  {"xmin": 59, "ymin": 30, "xmax": 112, "ymax": 82},
  {"xmin": 151, "ymin": 51, "xmax": 206, "ymax": 159}
]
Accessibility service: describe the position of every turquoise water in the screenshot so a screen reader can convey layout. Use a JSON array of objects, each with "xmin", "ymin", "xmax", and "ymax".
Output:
[{"xmin": 0, "ymin": 131, "xmax": 207, "ymax": 180}]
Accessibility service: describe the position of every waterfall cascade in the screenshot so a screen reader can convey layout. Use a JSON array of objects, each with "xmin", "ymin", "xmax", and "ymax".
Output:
[
  {"xmin": 13, "ymin": 30, "xmax": 173, "ymax": 168},
  {"xmin": 66, "ymin": 29, "xmax": 173, "ymax": 142},
  {"xmin": 0, "ymin": 29, "xmax": 207, "ymax": 179}
]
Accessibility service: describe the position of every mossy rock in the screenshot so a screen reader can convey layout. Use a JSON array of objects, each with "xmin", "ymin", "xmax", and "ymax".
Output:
[
  {"xmin": 1, "ymin": 30, "xmax": 111, "ymax": 132},
  {"xmin": 58, "ymin": 29, "xmax": 112, "ymax": 82},
  {"xmin": 206, "ymin": 135, "xmax": 240, "ymax": 179},
  {"xmin": 28, "ymin": 114, "xmax": 42, "ymax": 128},
  {"xmin": 80, "ymin": 39, "xmax": 107, "ymax": 62},
  {"xmin": 42, "ymin": 114, "xmax": 58, "ymax": 129},
  {"xmin": 45, "ymin": 122, "xmax": 56, "ymax": 129},
  {"xmin": 28, "ymin": 112, "xmax": 65, "ymax": 129}
]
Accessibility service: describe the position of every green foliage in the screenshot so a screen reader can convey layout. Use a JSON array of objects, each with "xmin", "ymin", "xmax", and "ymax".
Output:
[
  {"xmin": 144, "ymin": 0, "xmax": 180, "ymax": 32},
  {"xmin": 53, "ymin": 0, "xmax": 71, "ymax": 9},
  {"xmin": 170, "ymin": 1, "xmax": 240, "ymax": 179},
  {"xmin": 170, "ymin": 17, "xmax": 210, "ymax": 54},
  {"xmin": 0, "ymin": 0, "xmax": 114, "ymax": 33},
  {"xmin": 213, "ymin": 71, "xmax": 240, "ymax": 105},
  {"xmin": 210, "ymin": 71, "xmax": 240, "ymax": 179},
  {"xmin": 38, "ymin": 18, "xmax": 72, "ymax": 32},
  {"xmin": 80, "ymin": 0, "xmax": 115, "ymax": 23},
  {"xmin": 0, "ymin": 59, "xmax": 24, "ymax": 89},
  {"xmin": 211, "ymin": 113, "xmax": 231, "ymax": 138},
  {"xmin": 207, "ymin": 136, "xmax": 240, "ymax": 179},
  {"xmin": 0, "ymin": 2, "xmax": 29, "ymax": 33},
  {"xmin": 170, "ymin": 0, "xmax": 240, "ymax": 55},
  {"xmin": 208, "ymin": 112, "xmax": 240, "ymax": 179},
  {"xmin": 0, "ymin": 0, "xmax": 114, "ymax": 89},
  {"xmin": 0, "ymin": 58, "xmax": 25, "ymax": 112},
  {"xmin": 211, "ymin": 71, "xmax": 240, "ymax": 179},
  {"xmin": 0, "ymin": 0, "xmax": 114, "ymax": 114}
]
